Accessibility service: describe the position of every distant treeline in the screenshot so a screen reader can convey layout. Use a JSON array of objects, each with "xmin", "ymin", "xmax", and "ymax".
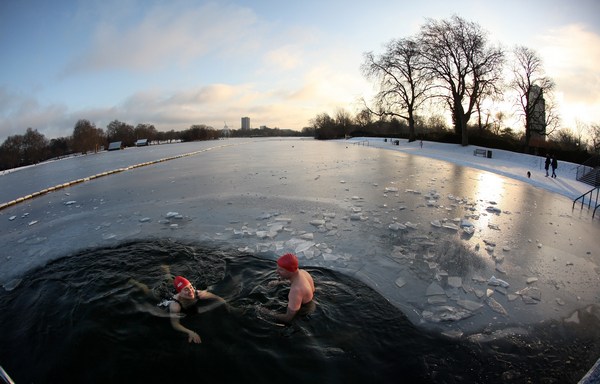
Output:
[
  {"xmin": 1, "ymin": 115, "xmax": 597, "ymax": 172},
  {"xmin": 0, "ymin": 120, "xmax": 312, "ymax": 171},
  {"xmin": 309, "ymin": 110, "xmax": 597, "ymax": 165}
]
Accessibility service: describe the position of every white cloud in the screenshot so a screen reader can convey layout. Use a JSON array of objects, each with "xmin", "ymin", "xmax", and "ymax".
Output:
[
  {"xmin": 536, "ymin": 24, "xmax": 600, "ymax": 124},
  {"xmin": 67, "ymin": 2, "xmax": 260, "ymax": 73}
]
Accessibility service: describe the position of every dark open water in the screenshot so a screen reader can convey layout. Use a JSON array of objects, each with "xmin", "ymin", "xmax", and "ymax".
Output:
[{"xmin": 0, "ymin": 239, "xmax": 598, "ymax": 383}]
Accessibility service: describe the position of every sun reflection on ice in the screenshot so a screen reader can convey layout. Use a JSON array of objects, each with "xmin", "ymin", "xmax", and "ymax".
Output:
[
  {"xmin": 474, "ymin": 172, "xmax": 506, "ymax": 205},
  {"xmin": 472, "ymin": 172, "xmax": 506, "ymax": 236}
]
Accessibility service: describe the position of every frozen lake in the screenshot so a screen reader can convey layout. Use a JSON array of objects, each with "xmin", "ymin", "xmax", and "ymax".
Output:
[{"xmin": 1, "ymin": 137, "xmax": 598, "ymax": 336}]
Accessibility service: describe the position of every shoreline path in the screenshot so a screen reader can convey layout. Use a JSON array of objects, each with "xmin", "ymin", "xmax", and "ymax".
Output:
[{"xmin": 339, "ymin": 137, "xmax": 594, "ymax": 201}]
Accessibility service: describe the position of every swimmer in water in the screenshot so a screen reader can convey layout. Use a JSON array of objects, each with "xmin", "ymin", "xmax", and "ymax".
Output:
[
  {"xmin": 169, "ymin": 275, "xmax": 226, "ymax": 344},
  {"xmin": 129, "ymin": 267, "xmax": 225, "ymax": 344},
  {"xmin": 129, "ymin": 264, "xmax": 175, "ymax": 299},
  {"xmin": 260, "ymin": 253, "xmax": 315, "ymax": 323}
]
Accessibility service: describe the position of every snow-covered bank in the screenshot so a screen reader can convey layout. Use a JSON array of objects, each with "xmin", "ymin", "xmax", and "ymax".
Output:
[{"xmin": 340, "ymin": 137, "xmax": 594, "ymax": 201}]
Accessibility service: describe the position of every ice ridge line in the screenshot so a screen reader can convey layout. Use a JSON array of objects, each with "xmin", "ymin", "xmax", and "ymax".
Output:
[{"xmin": 0, "ymin": 142, "xmax": 238, "ymax": 211}]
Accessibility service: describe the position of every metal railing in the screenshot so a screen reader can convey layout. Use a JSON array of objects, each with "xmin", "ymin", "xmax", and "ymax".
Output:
[
  {"xmin": 573, "ymin": 186, "xmax": 600, "ymax": 218},
  {"xmin": 576, "ymin": 156, "xmax": 600, "ymax": 187}
]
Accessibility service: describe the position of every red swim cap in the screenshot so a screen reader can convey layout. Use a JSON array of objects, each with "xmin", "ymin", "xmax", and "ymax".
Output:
[
  {"xmin": 277, "ymin": 253, "xmax": 299, "ymax": 272},
  {"xmin": 174, "ymin": 276, "xmax": 191, "ymax": 293}
]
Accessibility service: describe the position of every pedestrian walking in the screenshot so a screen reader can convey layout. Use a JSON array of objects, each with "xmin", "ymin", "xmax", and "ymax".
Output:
[
  {"xmin": 551, "ymin": 155, "xmax": 558, "ymax": 178},
  {"xmin": 544, "ymin": 154, "xmax": 551, "ymax": 177}
]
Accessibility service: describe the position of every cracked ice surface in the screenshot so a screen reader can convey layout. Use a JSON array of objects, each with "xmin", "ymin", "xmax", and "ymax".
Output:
[{"xmin": 1, "ymin": 137, "xmax": 598, "ymax": 334}]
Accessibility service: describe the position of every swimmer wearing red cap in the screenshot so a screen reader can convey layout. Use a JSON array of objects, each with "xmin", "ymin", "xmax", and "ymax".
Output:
[
  {"xmin": 169, "ymin": 276, "xmax": 225, "ymax": 344},
  {"xmin": 261, "ymin": 253, "xmax": 315, "ymax": 323}
]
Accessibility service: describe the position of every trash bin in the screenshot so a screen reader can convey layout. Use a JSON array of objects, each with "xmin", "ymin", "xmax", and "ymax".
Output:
[
  {"xmin": 487, "ymin": 150, "xmax": 492, "ymax": 158},
  {"xmin": 384, "ymin": 138, "xmax": 387, "ymax": 142}
]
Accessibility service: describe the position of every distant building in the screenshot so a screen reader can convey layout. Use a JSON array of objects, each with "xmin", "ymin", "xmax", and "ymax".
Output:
[
  {"xmin": 528, "ymin": 85, "xmax": 546, "ymax": 145},
  {"xmin": 222, "ymin": 122, "xmax": 231, "ymax": 138},
  {"xmin": 241, "ymin": 117, "xmax": 250, "ymax": 130}
]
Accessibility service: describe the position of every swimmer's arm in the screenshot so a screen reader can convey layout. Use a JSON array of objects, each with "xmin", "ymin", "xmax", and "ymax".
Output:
[
  {"xmin": 197, "ymin": 290, "xmax": 226, "ymax": 303},
  {"xmin": 168, "ymin": 302, "xmax": 201, "ymax": 344},
  {"xmin": 270, "ymin": 306, "xmax": 298, "ymax": 324},
  {"xmin": 261, "ymin": 292, "xmax": 301, "ymax": 323},
  {"xmin": 267, "ymin": 279, "xmax": 287, "ymax": 288}
]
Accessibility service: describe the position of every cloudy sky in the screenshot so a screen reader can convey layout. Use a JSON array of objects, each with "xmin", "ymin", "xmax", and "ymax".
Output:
[{"xmin": 1, "ymin": 0, "xmax": 599, "ymax": 142}]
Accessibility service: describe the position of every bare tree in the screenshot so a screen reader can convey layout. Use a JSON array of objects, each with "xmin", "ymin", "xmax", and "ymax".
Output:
[
  {"xmin": 362, "ymin": 37, "xmax": 433, "ymax": 142},
  {"xmin": 311, "ymin": 113, "xmax": 338, "ymax": 139},
  {"xmin": 511, "ymin": 45, "xmax": 557, "ymax": 150},
  {"xmin": 419, "ymin": 15, "xmax": 504, "ymax": 146},
  {"xmin": 107, "ymin": 120, "xmax": 135, "ymax": 146},
  {"xmin": 574, "ymin": 119, "xmax": 588, "ymax": 149},
  {"xmin": 22, "ymin": 128, "xmax": 48, "ymax": 164},
  {"xmin": 553, "ymin": 128, "xmax": 579, "ymax": 151},
  {"xmin": 0, "ymin": 134, "xmax": 24, "ymax": 169},
  {"xmin": 589, "ymin": 123, "xmax": 600, "ymax": 155},
  {"xmin": 492, "ymin": 111, "xmax": 506, "ymax": 136},
  {"xmin": 134, "ymin": 123, "xmax": 158, "ymax": 142},
  {"xmin": 73, "ymin": 119, "xmax": 103, "ymax": 154},
  {"xmin": 355, "ymin": 108, "xmax": 373, "ymax": 130},
  {"xmin": 334, "ymin": 108, "xmax": 354, "ymax": 137}
]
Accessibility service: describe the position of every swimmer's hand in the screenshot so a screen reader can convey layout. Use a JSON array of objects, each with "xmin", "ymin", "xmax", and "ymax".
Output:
[
  {"xmin": 258, "ymin": 306, "xmax": 273, "ymax": 318},
  {"xmin": 267, "ymin": 279, "xmax": 284, "ymax": 288},
  {"xmin": 188, "ymin": 331, "xmax": 201, "ymax": 344}
]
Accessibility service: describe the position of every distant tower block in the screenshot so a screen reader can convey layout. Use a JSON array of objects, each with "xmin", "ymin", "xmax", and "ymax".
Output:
[{"xmin": 241, "ymin": 116, "xmax": 250, "ymax": 130}]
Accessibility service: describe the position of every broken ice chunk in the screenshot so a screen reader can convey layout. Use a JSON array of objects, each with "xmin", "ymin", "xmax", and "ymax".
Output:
[
  {"xmin": 488, "ymin": 276, "xmax": 509, "ymax": 288},
  {"xmin": 516, "ymin": 286, "xmax": 541, "ymax": 303},
  {"xmin": 428, "ymin": 295, "xmax": 447, "ymax": 304},
  {"xmin": 442, "ymin": 223, "xmax": 459, "ymax": 231},
  {"xmin": 395, "ymin": 277, "xmax": 406, "ymax": 288},
  {"xmin": 447, "ymin": 276, "xmax": 462, "ymax": 288},
  {"xmin": 462, "ymin": 226, "xmax": 475, "ymax": 235},
  {"xmin": 422, "ymin": 306, "xmax": 474, "ymax": 322},
  {"xmin": 456, "ymin": 299, "xmax": 484, "ymax": 311},
  {"xmin": 388, "ymin": 222, "xmax": 407, "ymax": 231},
  {"xmin": 300, "ymin": 233, "xmax": 314, "ymax": 240},
  {"xmin": 426, "ymin": 282, "xmax": 445, "ymax": 296},
  {"xmin": 460, "ymin": 219, "xmax": 474, "ymax": 228},
  {"xmin": 486, "ymin": 206, "xmax": 501, "ymax": 213},
  {"xmin": 485, "ymin": 297, "xmax": 508, "ymax": 316}
]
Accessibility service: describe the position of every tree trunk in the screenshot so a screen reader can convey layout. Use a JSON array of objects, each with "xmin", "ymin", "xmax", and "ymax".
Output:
[
  {"xmin": 461, "ymin": 118, "xmax": 469, "ymax": 146},
  {"xmin": 408, "ymin": 115, "xmax": 416, "ymax": 142}
]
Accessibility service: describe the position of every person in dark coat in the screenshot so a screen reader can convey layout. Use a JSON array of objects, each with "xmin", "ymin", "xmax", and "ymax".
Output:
[
  {"xmin": 544, "ymin": 154, "xmax": 551, "ymax": 177},
  {"xmin": 551, "ymin": 155, "xmax": 558, "ymax": 178}
]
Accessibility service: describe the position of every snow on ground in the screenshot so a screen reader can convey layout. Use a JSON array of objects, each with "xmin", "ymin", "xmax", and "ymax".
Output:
[{"xmin": 340, "ymin": 137, "xmax": 594, "ymax": 201}]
